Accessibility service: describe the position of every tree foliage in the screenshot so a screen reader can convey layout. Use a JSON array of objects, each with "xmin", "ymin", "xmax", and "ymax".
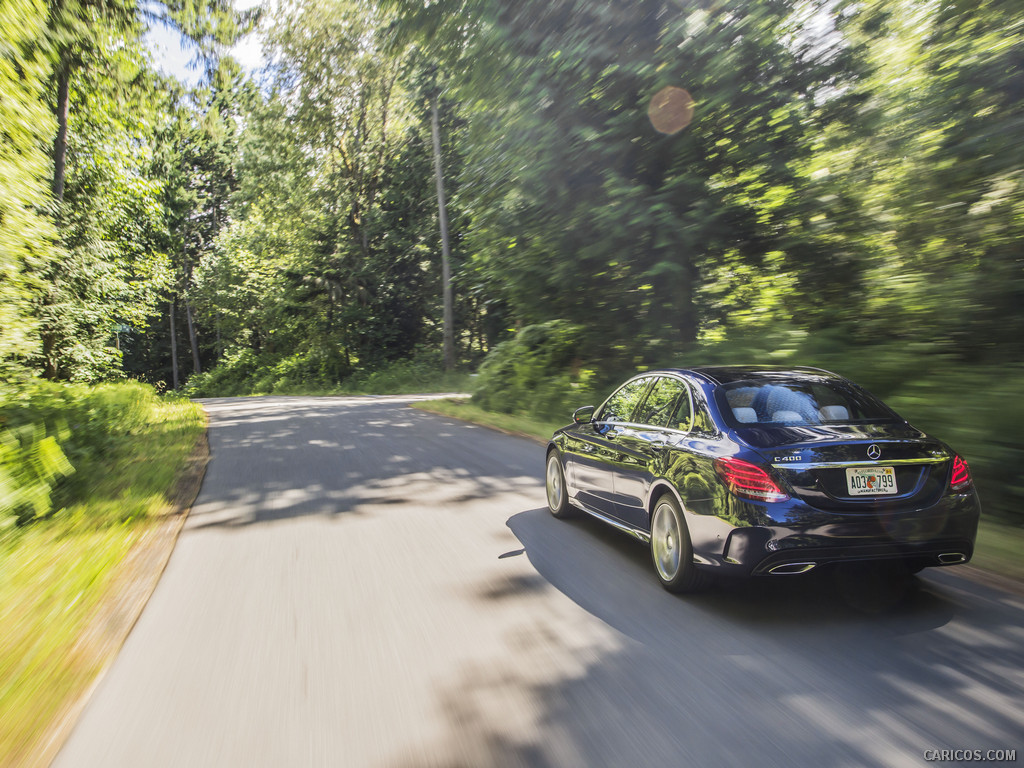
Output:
[
  {"xmin": 387, "ymin": 0, "xmax": 1023, "ymax": 368},
  {"xmin": 0, "ymin": 0, "xmax": 55, "ymax": 376},
  {"xmin": 0, "ymin": 0, "xmax": 250, "ymax": 382},
  {"xmin": 39, "ymin": 40, "xmax": 173, "ymax": 381},
  {"xmin": 180, "ymin": 0, "xmax": 477, "ymax": 388},
  {"xmin": 2, "ymin": 0, "xmax": 1022, "ymax": 517}
]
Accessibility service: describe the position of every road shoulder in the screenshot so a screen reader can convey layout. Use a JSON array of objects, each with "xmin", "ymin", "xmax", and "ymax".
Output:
[{"xmin": 33, "ymin": 426, "xmax": 210, "ymax": 768}]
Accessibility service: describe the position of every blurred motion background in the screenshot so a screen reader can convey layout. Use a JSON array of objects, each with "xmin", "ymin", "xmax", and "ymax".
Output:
[{"xmin": 1, "ymin": 0, "xmax": 1022, "ymax": 762}]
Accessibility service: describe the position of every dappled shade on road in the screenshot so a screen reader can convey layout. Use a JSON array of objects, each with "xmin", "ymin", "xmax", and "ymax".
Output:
[{"xmin": 54, "ymin": 396, "xmax": 1024, "ymax": 768}]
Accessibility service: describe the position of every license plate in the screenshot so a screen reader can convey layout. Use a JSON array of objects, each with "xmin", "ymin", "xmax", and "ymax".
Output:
[{"xmin": 846, "ymin": 466, "xmax": 897, "ymax": 496}]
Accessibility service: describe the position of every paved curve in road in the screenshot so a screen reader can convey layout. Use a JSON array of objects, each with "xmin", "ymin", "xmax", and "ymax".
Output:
[{"xmin": 55, "ymin": 396, "xmax": 1024, "ymax": 767}]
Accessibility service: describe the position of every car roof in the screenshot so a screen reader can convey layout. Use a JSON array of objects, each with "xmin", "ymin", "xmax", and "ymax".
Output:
[{"xmin": 659, "ymin": 365, "xmax": 843, "ymax": 386}]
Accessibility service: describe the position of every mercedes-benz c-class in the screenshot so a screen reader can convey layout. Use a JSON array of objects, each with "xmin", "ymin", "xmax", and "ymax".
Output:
[{"xmin": 545, "ymin": 366, "xmax": 981, "ymax": 592}]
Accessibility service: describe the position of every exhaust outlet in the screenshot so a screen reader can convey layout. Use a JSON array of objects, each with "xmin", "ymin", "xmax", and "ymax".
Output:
[
  {"xmin": 938, "ymin": 553, "xmax": 967, "ymax": 565},
  {"xmin": 768, "ymin": 562, "xmax": 817, "ymax": 575}
]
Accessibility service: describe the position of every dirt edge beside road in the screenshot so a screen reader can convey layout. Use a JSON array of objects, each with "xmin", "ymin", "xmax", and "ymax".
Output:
[{"xmin": 32, "ymin": 424, "xmax": 210, "ymax": 768}]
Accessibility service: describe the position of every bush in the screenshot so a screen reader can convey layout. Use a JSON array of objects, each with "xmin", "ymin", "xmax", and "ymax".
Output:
[
  {"xmin": 886, "ymin": 366, "xmax": 1024, "ymax": 525},
  {"xmin": 181, "ymin": 348, "xmax": 263, "ymax": 397},
  {"xmin": 0, "ymin": 423, "xmax": 73, "ymax": 528},
  {"xmin": 185, "ymin": 345, "xmax": 471, "ymax": 397},
  {"xmin": 0, "ymin": 380, "xmax": 186, "ymax": 526},
  {"xmin": 472, "ymin": 321, "xmax": 603, "ymax": 422},
  {"xmin": 684, "ymin": 325, "xmax": 958, "ymax": 397},
  {"xmin": 339, "ymin": 350, "xmax": 468, "ymax": 394}
]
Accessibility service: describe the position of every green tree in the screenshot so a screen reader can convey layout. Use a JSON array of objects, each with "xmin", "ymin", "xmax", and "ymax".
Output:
[
  {"xmin": 46, "ymin": 0, "xmax": 246, "ymax": 203},
  {"xmin": 811, "ymin": 0, "xmax": 1024, "ymax": 360},
  {"xmin": 895, "ymin": 0, "xmax": 1024, "ymax": 357},
  {"xmin": 393, "ymin": 0, "xmax": 869, "ymax": 364},
  {"xmin": 36, "ymin": 38, "xmax": 174, "ymax": 382},
  {"xmin": 240, "ymin": 0, "xmax": 444, "ymax": 370},
  {"xmin": 0, "ymin": 0, "xmax": 55, "ymax": 378},
  {"xmin": 37, "ymin": 0, "xmax": 250, "ymax": 382}
]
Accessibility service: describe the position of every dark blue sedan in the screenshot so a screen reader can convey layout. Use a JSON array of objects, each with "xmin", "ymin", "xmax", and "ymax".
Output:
[{"xmin": 545, "ymin": 366, "xmax": 981, "ymax": 592}]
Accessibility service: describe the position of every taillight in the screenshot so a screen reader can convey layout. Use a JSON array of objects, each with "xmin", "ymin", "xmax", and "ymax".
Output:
[
  {"xmin": 714, "ymin": 457, "xmax": 789, "ymax": 503},
  {"xmin": 950, "ymin": 455, "xmax": 972, "ymax": 491}
]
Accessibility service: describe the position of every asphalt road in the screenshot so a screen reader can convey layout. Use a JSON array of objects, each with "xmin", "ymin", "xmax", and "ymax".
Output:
[{"xmin": 54, "ymin": 396, "xmax": 1024, "ymax": 767}]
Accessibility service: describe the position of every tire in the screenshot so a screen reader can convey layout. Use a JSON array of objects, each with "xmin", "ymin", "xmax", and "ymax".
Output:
[
  {"xmin": 545, "ymin": 451, "xmax": 573, "ymax": 518},
  {"xmin": 650, "ymin": 494, "xmax": 704, "ymax": 593}
]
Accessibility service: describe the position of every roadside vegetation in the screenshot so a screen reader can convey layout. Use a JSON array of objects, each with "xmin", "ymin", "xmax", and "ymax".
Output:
[
  {"xmin": 182, "ymin": 351, "xmax": 471, "ymax": 398},
  {"xmin": 0, "ymin": 383, "xmax": 204, "ymax": 766}
]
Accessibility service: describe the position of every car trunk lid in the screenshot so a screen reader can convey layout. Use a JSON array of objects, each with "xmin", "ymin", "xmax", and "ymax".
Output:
[{"xmin": 741, "ymin": 423, "xmax": 952, "ymax": 512}]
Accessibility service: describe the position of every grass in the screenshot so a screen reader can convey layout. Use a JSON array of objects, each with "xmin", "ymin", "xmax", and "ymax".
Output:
[
  {"xmin": 0, "ymin": 393, "xmax": 204, "ymax": 768},
  {"xmin": 411, "ymin": 397, "xmax": 1024, "ymax": 586},
  {"xmin": 411, "ymin": 397, "xmax": 561, "ymax": 443},
  {"xmin": 972, "ymin": 519, "xmax": 1024, "ymax": 584},
  {"xmin": 0, "ymin": 525, "xmax": 142, "ymax": 767}
]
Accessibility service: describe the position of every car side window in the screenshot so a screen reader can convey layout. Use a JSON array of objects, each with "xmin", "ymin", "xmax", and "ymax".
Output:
[
  {"xmin": 634, "ymin": 377, "xmax": 692, "ymax": 430},
  {"xmin": 690, "ymin": 398, "xmax": 717, "ymax": 435},
  {"xmin": 598, "ymin": 377, "xmax": 653, "ymax": 423},
  {"xmin": 667, "ymin": 382, "xmax": 694, "ymax": 431}
]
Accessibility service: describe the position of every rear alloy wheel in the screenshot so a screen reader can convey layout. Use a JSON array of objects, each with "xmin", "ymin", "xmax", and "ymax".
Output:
[
  {"xmin": 545, "ymin": 452, "xmax": 573, "ymax": 518},
  {"xmin": 650, "ymin": 495, "xmax": 703, "ymax": 593}
]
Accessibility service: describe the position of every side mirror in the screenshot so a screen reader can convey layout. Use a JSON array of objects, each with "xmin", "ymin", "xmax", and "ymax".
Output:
[{"xmin": 572, "ymin": 405, "xmax": 596, "ymax": 424}]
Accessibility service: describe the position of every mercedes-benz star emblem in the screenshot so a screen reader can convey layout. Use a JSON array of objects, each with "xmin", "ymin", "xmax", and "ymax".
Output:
[{"xmin": 867, "ymin": 444, "xmax": 882, "ymax": 460}]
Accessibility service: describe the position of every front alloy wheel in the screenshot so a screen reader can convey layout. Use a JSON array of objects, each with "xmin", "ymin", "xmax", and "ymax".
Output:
[
  {"xmin": 650, "ymin": 495, "xmax": 702, "ymax": 593},
  {"xmin": 546, "ymin": 452, "xmax": 572, "ymax": 518}
]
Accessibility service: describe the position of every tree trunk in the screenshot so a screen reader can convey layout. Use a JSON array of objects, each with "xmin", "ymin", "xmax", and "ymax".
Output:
[
  {"xmin": 678, "ymin": 255, "xmax": 699, "ymax": 346},
  {"xmin": 41, "ymin": 331, "xmax": 58, "ymax": 380},
  {"xmin": 184, "ymin": 297, "xmax": 201, "ymax": 374},
  {"xmin": 216, "ymin": 312, "xmax": 222, "ymax": 359},
  {"xmin": 52, "ymin": 53, "xmax": 71, "ymax": 204},
  {"xmin": 430, "ymin": 92, "xmax": 455, "ymax": 373},
  {"xmin": 170, "ymin": 299, "xmax": 179, "ymax": 390}
]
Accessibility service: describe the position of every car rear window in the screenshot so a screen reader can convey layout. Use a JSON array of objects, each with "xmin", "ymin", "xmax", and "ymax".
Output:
[{"xmin": 718, "ymin": 379, "xmax": 900, "ymax": 427}]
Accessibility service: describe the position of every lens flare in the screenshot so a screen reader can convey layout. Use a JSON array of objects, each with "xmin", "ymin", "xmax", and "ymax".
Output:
[{"xmin": 648, "ymin": 86, "xmax": 695, "ymax": 134}]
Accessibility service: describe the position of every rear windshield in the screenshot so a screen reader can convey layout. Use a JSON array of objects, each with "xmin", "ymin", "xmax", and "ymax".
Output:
[{"xmin": 717, "ymin": 379, "xmax": 901, "ymax": 427}]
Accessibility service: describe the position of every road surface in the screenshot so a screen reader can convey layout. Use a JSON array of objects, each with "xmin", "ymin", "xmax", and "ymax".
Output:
[{"xmin": 54, "ymin": 396, "xmax": 1024, "ymax": 767}]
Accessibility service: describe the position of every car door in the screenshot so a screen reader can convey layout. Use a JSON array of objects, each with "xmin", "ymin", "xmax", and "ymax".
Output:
[
  {"xmin": 569, "ymin": 376, "xmax": 654, "ymax": 516},
  {"xmin": 610, "ymin": 376, "xmax": 694, "ymax": 529}
]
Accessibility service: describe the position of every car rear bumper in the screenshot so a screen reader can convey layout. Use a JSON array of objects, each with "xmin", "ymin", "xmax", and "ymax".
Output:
[
  {"xmin": 715, "ymin": 493, "xmax": 981, "ymax": 576},
  {"xmin": 745, "ymin": 539, "xmax": 975, "ymax": 575}
]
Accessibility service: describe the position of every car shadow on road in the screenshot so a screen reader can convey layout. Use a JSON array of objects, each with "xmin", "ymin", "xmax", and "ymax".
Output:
[
  {"xmin": 506, "ymin": 507, "xmax": 970, "ymax": 634},
  {"xmin": 383, "ymin": 508, "xmax": 1024, "ymax": 767}
]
